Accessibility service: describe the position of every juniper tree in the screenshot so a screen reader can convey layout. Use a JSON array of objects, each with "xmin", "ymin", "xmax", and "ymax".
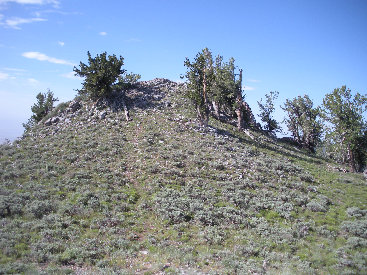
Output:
[
  {"xmin": 258, "ymin": 91, "xmax": 280, "ymax": 135},
  {"xmin": 322, "ymin": 86, "xmax": 367, "ymax": 172},
  {"xmin": 282, "ymin": 95, "xmax": 322, "ymax": 153}
]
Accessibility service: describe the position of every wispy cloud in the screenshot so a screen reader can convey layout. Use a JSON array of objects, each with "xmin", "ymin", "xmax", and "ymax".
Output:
[
  {"xmin": 0, "ymin": 72, "xmax": 10, "ymax": 80},
  {"xmin": 3, "ymin": 16, "xmax": 46, "ymax": 29},
  {"xmin": 99, "ymin": 31, "xmax": 107, "ymax": 36},
  {"xmin": 0, "ymin": 0, "xmax": 59, "ymax": 6},
  {"xmin": 0, "ymin": 71, "xmax": 17, "ymax": 80},
  {"xmin": 243, "ymin": 86, "xmax": 255, "ymax": 91},
  {"xmin": 28, "ymin": 78, "xmax": 39, "ymax": 85},
  {"xmin": 22, "ymin": 51, "xmax": 75, "ymax": 66},
  {"xmin": 61, "ymin": 71, "xmax": 81, "ymax": 80},
  {"xmin": 58, "ymin": 41, "xmax": 65, "ymax": 46},
  {"xmin": 3, "ymin": 67, "xmax": 25, "ymax": 72}
]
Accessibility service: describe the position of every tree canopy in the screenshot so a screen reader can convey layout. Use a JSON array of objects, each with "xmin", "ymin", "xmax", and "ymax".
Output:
[
  {"xmin": 258, "ymin": 91, "xmax": 280, "ymax": 135},
  {"xmin": 322, "ymin": 86, "xmax": 367, "ymax": 171},
  {"xmin": 74, "ymin": 51, "xmax": 140, "ymax": 99},
  {"xmin": 282, "ymin": 95, "xmax": 322, "ymax": 153},
  {"xmin": 23, "ymin": 89, "xmax": 58, "ymax": 130}
]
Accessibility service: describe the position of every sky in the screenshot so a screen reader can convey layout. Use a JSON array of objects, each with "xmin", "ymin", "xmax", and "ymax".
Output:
[{"xmin": 0, "ymin": 0, "xmax": 366, "ymax": 141}]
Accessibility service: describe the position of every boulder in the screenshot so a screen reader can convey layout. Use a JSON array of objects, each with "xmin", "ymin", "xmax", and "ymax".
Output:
[
  {"xmin": 99, "ymin": 111, "xmax": 107, "ymax": 120},
  {"xmin": 44, "ymin": 118, "xmax": 52, "ymax": 126},
  {"xmin": 51, "ymin": 117, "xmax": 60, "ymax": 124},
  {"xmin": 68, "ymin": 100, "xmax": 81, "ymax": 112}
]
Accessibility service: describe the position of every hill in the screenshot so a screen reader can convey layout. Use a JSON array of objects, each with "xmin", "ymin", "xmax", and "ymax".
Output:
[{"xmin": 1, "ymin": 79, "xmax": 366, "ymax": 274}]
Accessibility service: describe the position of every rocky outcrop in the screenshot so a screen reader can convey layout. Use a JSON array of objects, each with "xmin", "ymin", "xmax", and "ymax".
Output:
[{"xmin": 36, "ymin": 78, "xmax": 183, "ymax": 138}]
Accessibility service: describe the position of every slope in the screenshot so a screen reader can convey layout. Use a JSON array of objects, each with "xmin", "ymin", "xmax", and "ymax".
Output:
[{"xmin": 0, "ymin": 79, "xmax": 366, "ymax": 274}]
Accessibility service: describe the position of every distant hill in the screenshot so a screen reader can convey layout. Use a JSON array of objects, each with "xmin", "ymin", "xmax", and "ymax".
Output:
[{"xmin": 1, "ymin": 78, "xmax": 366, "ymax": 274}]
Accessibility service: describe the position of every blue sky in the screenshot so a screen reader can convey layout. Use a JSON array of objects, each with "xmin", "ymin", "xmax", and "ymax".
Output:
[{"xmin": 1, "ymin": 0, "xmax": 366, "ymax": 141}]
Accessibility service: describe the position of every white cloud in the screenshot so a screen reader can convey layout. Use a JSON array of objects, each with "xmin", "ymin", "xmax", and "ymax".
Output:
[
  {"xmin": 243, "ymin": 86, "xmax": 255, "ymax": 91},
  {"xmin": 0, "ymin": 0, "xmax": 59, "ymax": 5},
  {"xmin": 61, "ymin": 71, "xmax": 81, "ymax": 80},
  {"xmin": 58, "ymin": 41, "xmax": 65, "ymax": 46},
  {"xmin": 99, "ymin": 31, "xmax": 107, "ymax": 36},
  {"xmin": 28, "ymin": 78, "xmax": 39, "ymax": 84},
  {"xmin": 22, "ymin": 51, "xmax": 75, "ymax": 66},
  {"xmin": 3, "ymin": 67, "xmax": 26, "ymax": 72},
  {"xmin": 3, "ymin": 17, "xmax": 46, "ymax": 29},
  {"xmin": 0, "ymin": 72, "xmax": 10, "ymax": 80}
]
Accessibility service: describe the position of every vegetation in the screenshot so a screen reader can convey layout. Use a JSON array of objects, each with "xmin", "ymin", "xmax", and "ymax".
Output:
[
  {"xmin": 183, "ymin": 48, "xmax": 214, "ymax": 126},
  {"xmin": 5, "ymin": 50, "xmax": 367, "ymax": 274},
  {"xmin": 282, "ymin": 95, "xmax": 323, "ymax": 153},
  {"xmin": 258, "ymin": 91, "xmax": 280, "ymax": 135},
  {"xmin": 183, "ymin": 48, "xmax": 248, "ymax": 129},
  {"xmin": 322, "ymin": 86, "xmax": 367, "ymax": 172},
  {"xmin": 23, "ymin": 89, "xmax": 58, "ymax": 130},
  {"xmin": 73, "ymin": 51, "xmax": 140, "ymax": 100},
  {"xmin": 3, "ymin": 76, "xmax": 367, "ymax": 274}
]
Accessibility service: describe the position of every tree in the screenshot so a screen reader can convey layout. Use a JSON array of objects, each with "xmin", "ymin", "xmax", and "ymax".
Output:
[
  {"xmin": 211, "ymin": 55, "xmax": 237, "ymax": 118},
  {"xmin": 282, "ymin": 95, "xmax": 322, "ymax": 153},
  {"xmin": 74, "ymin": 51, "xmax": 140, "ymax": 99},
  {"xmin": 23, "ymin": 89, "xmax": 58, "ymax": 130},
  {"xmin": 322, "ymin": 86, "xmax": 367, "ymax": 172},
  {"xmin": 258, "ymin": 91, "xmax": 280, "ymax": 135},
  {"xmin": 183, "ymin": 48, "xmax": 214, "ymax": 126}
]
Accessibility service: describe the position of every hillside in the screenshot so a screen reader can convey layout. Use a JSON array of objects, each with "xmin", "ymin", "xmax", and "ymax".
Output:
[{"xmin": 1, "ymin": 78, "xmax": 367, "ymax": 274}]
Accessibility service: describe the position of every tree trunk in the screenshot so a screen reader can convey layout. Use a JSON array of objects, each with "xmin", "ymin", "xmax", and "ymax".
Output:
[
  {"xmin": 199, "ymin": 70, "xmax": 209, "ymax": 126},
  {"xmin": 121, "ymin": 98, "xmax": 130, "ymax": 121},
  {"xmin": 236, "ymin": 69, "xmax": 244, "ymax": 130},
  {"xmin": 347, "ymin": 144, "xmax": 357, "ymax": 172},
  {"xmin": 212, "ymin": 101, "xmax": 220, "ymax": 118}
]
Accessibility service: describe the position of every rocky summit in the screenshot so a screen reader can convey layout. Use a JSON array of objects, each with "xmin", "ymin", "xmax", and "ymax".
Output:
[{"xmin": 1, "ymin": 79, "xmax": 367, "ymax": 274}]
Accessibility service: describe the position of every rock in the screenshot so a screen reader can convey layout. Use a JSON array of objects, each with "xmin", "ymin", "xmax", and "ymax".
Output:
[
  {"xmin": 44, "ymin": 118, "xmax": 52, "ymax": 126},
  {"xmin": 51, "ymin": 117, "xmax": 60, "ymax": 124},
  {"xmin": 99, "ymin": 111, "xmax": 107, "ymax": 120},
  {"xmin": 68, "ymin": 100, "xmax": 81, "ymax": 112},
  {"xmin": 364, "ymin": 168, "xmax": 367, "ymax": 180}
]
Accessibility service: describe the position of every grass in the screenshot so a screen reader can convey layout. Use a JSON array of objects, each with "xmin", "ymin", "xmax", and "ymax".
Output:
[{"xmin": 0, "ymin": 79, "xmax": 366, "ymax": 274}]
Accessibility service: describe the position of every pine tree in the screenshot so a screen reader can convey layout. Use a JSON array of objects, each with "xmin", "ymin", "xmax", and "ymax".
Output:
[
  {"xmin": 211, "ymin": 56, "xmax": 237, "ymax": 118},
  {"xmin": 183, "ymin": 48, "xmax": 214, "ymax": 126},
  {"xmin": 322, "ymin": 86, "xmax": 367, "ymax": 171},
  {"xmin": 282, "ymin": 95, "xmax": 322, "ymax": 153},
  {"xmin": 73, "ymin": 51, "xmax": 140, "ymax": 100},
  {"xmin": 258, "ymin": 91, "xmax": 280, "ymax": 135},
  {"xmin": 23, "ymin": 89, "xmax": 58, "ymax": 130}
]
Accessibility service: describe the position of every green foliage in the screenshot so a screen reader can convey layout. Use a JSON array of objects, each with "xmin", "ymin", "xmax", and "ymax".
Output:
[
  {"xmin": 282, "ymin": 95, "xmax": 322, "ymax": 153},
  {"xmin": 257, "ymin": 91, "xmax": 280, "ymax": 134},
  {"xmin": 211, "ymin": 56, "xmax": 239, "ymax": 114},
  {"xmin": 322, "ymin": 86, "xmax": 367, "ymax": 171},
  {"xmin": 183, "ymin": 48, "xmax": 214, "ymax": 125},
  {"xmin": 183, "ymin": 48, "xmax": 243, "ymax": 125},
  {"xmin": 2, "ymin": 79, "xmax": 367, "ymax": 274},
  {"xmin": 73, "ymin": 51, "xmax": 140, "ymax": 99},
  {"xmin": 23, "ymin": 90, "xmax": 58, "ymax": 130}
]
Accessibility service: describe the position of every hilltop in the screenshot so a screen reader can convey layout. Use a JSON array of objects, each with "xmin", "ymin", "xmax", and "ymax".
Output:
[{"xmin": 1, "ymin": 79, "xmax": 367, "ymax": 274}]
